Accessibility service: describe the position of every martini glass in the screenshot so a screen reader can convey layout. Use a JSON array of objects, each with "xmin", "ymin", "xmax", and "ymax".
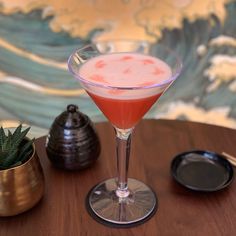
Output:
[{"xmin": 68, "ymin": 40, "xmax": 182, "ymax": 226}]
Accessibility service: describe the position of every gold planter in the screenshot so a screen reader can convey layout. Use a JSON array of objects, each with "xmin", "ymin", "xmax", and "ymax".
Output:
[{"xmin": 0, "ymin": 142, "xmax": 45, "ymax": 216}]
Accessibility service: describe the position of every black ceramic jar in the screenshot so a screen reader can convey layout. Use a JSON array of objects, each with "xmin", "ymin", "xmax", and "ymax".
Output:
[{"xmin": 46, "ymin": 104, "xmax": 101, "ymax": 170}]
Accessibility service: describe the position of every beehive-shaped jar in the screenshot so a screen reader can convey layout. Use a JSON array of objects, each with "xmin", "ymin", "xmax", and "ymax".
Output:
[{"xmin": 46, "ymin": 104, "xmax": 101, "ymax": 170}]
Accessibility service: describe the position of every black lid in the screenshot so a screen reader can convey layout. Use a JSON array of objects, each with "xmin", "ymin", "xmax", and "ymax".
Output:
[{"xmin": 55, "ymin": 104, "xmax": 88, "ymax": 129}]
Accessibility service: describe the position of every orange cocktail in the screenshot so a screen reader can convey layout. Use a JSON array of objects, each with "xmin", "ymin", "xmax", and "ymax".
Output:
[
  {"xmin": 87, "ymin": 93, "xmax": 162, "ymax": 129},
  {"xmin": 79, "ymin": 53, "xmax": 171, "ymax": 129}
]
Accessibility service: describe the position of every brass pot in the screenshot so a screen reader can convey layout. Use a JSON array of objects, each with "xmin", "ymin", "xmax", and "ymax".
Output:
[{"xmin": 0, "ymin": 142, "xmax": 45, "ymax": 216}]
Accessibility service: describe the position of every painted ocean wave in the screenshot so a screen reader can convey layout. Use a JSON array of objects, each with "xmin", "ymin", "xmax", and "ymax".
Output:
[
  {"xmin": 0, "ymin": 1, "xmax": 235, "ymax": 129},
  {"xmin": 153, "ymin": 1, "xmax": 236, "ymax": 118},
  {"xmin": 0, "ymin": 10, "xmax": 101, "ymax": 61}
]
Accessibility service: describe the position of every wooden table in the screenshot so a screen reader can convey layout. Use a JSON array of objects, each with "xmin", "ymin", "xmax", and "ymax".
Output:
[{"xmin": 0, "ymin": 119, "xmax": 236, "ymax": 236}]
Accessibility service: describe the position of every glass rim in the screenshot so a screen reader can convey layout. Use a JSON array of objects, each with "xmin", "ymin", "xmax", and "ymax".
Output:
[{"xmin": 67, "ymin": 40, "xmax": 183, "ymax": 90}]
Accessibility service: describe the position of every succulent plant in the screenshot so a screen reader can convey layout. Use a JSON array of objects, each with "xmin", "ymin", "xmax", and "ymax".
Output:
[{"xmin": 0, "ymin": 124, "xmax": 34, "ymax": 170}]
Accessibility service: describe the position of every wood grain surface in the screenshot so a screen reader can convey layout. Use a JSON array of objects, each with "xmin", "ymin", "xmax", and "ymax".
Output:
[{"xmin": 0, "ymin": 119, "xmax": 236, "ymax": 236}]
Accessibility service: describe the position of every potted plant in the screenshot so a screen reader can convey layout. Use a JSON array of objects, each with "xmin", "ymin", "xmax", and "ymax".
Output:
[{"xmin": 0, "ymin": 124, "xmax": 45, "ymax": 216}]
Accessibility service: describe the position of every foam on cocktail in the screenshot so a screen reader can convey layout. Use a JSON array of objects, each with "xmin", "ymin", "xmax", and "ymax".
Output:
[{"xmin": 79, "ymin": 53, "xmax": 172, "ymax": 99}]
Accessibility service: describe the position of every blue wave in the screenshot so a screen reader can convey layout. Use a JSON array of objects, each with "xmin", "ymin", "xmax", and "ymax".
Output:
[
  {"xmin": 155, "ymin": 1, "xmax": 236, "ymax": 116},
  {"xmin": 0, "ymin": 10, "xmax": 101, "ymax": 61}
]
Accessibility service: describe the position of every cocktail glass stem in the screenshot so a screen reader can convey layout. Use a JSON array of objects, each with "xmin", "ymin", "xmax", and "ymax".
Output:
[{"xmin": 115, "ymin": 127, "xmax": 133, "ymax": 198}]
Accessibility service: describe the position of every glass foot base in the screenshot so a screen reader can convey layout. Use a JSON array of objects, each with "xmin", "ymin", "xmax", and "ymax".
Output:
[{"xmin": 86, "ymin": 178, "xmax": 157, "ymax": 226}]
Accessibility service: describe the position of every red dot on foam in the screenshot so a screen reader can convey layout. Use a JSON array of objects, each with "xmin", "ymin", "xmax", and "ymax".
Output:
[
  {"xmin": 153, "ymin": 67, "xmax": 164, "ymax": 75},
  {"xmin": 90, "ymin": 74, "xmax": 106, "ymax": 83},
  {"xmin": 142, "ymin": 59, "xmax": 155, "ymax": 65},
  {"xmin": 121, "ymin": 56, "xmax": 133, "ymax": 61},
  {"xmin": 95, "ymin": 60, "xmax": 106, "ymax": 68}
]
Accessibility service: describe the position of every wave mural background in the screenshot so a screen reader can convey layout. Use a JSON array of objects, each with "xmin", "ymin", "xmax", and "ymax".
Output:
[{"xmin": 0, "ymin": 0, "xmax": 235, "ymax": 136}]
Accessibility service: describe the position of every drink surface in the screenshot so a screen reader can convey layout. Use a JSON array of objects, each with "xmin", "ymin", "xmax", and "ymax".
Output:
[
  {"xmin": 79, "ymin": 53, "xmax": 172, "ymax": 99},
  {"xmin": 79, "ymin": 53, "xmax": 172, "ymax": 128}
]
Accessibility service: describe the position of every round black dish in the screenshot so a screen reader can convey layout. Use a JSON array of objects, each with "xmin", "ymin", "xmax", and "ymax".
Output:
[{"xmin": 171, "ymin": 150, "xmax": 234, "ymax": 192}]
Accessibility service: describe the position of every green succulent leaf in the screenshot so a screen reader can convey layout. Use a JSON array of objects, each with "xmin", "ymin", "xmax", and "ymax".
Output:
[
  {"xmin": 1, "ymin": 149, "xmax": 18, "ymax": 168},
  {"xmin": 2, "ymin": 138, "xmax": 10, "ymax": 152},
  {"xmin": 12, "ymin": 124, "xmax": 22, "ymax": 137},
  {"xmin": 11, "ymin": 124, "xmax": 23, "ymax": 147},
  {"xmin": 19, "ymin": 149, "xmax": 33, "ymax": 164},
  {"xmin": 0, "ymin": 150, "xmax": 8, "ymax": 160},
  {"xmin": 0, "ymin": 127, "xmax": 6, "ymax": 148},
  {"xmin": 0, "ymin": 150, "xmax": 8, "ymax": 166},
  {"xmin": 13, "ymin": 126, "xmax": 31, "ymax": 148},
  {"xmin": 0, "ymin": 125, "xmax": 34, "ymax": 170},
  {"xmin": 15, "ymin": 139, "xmax": 34, "ymax": 164}
]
